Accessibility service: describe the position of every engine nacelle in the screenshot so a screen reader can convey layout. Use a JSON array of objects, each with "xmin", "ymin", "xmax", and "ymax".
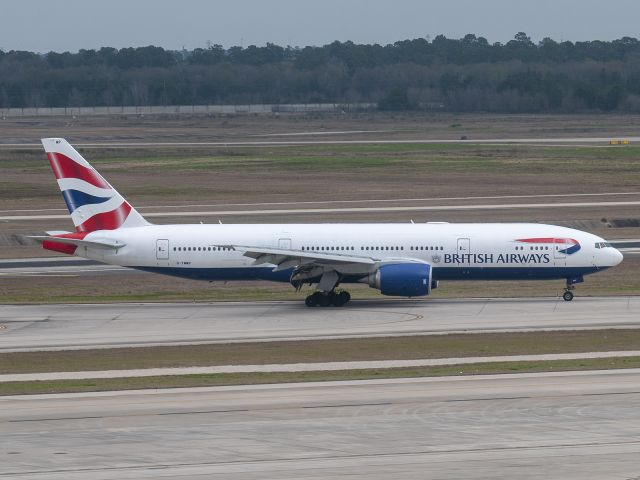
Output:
[{"xmin": 363, "ymin": 263, "xmax": 432, "ymax": 297}]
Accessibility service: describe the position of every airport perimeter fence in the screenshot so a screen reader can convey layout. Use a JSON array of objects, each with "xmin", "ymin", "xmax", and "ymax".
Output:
[{"xmin": 0, "ymin": 103, "xmax": 377, "ymax": 117}]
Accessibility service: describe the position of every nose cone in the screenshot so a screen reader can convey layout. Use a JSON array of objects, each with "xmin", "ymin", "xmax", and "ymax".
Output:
[{"xmin": 612, "ymin": 248, "xmax": 624, "ymax": 266}]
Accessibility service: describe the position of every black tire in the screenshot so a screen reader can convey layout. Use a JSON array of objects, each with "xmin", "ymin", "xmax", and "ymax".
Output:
[
  {"xmin": 317, "ymin": 294, "xmax": 331, "ymax": 307},
  {"xmin": 563, "ymin": 291, "xmax": 574, "ymax": 302},
  {"xmin": 332, "ymin": 292, "xmax": 345, "ymax": 307},
  {"xmin": 305, "ymin": 294, "xmax": 318, "ymax": 307},
  {"xmin": 332, "ymin": 291, "xmax": 350, "ymax": 307}
]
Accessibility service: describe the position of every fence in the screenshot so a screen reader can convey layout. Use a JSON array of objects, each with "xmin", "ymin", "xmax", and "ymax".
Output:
[{"xmin": 0, "ymin": 103, "xmax": 377, "ymax": 117}]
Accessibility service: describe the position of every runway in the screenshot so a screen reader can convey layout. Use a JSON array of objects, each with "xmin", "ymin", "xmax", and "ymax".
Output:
[
  {"xmin": 0, "ymin": 257, "xmax": 128, "ymax": 277},
  {"xmin": 2, "ymin": 369, "xmax": 640, "ymax": 479},
  {"xmin": 3, "ymin": 199, "xmax": 640, "ymax": 221},
  {"xmin": 1, "ymin": 296, "xmax": 639, "ymax": 352}
]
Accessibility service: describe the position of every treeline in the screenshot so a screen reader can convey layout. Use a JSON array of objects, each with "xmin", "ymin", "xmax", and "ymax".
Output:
[{"xmin": 2, "ymin": 33, "xmax": 640, "ymax": 112}]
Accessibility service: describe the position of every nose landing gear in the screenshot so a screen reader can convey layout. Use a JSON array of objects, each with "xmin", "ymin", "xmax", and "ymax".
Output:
[
  {"xmin": 562, "ymin": 288, "xmax": 574, "ymax": 302},
  {"xmin": 562, "ymin": 276, "xmax": 582, "ymax": 301},
  {"xmin": 305, "ymin": 290, "xmax": 351, "ymax": 307}
]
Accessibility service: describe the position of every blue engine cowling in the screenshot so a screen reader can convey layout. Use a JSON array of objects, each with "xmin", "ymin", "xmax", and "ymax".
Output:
[{"xmin": 365, "ymin": 263, "xmax": 432, "ymax": 297}]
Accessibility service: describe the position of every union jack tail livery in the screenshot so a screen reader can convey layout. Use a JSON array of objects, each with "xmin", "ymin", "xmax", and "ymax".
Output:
[{"xmin": 42, "ymin": 138, "xmax": 149, "ymax": 233}]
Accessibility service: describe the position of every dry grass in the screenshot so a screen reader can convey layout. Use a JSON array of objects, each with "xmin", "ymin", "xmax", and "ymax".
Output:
[
  {"xmin": 3, "ymin": 356, "xmax": 640, "ymax": 396},
  {"xmin": 2, "ymin": 329, "xmax": 640, "ymax": 374}
]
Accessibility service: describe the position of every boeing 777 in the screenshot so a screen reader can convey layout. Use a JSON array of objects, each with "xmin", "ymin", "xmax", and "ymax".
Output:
[{"xmin": 31, "ymin": 138, "xmax": 624, "ymax": 306}]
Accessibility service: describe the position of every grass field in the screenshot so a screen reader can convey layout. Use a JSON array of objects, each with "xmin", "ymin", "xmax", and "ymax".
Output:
[
  {"xmin": 2, "ymin": 357, "xmax": 640, "ymax": 396},
  {"xmin": 2, "ymin": 329, "xmax": 639, "ymax": 374}
]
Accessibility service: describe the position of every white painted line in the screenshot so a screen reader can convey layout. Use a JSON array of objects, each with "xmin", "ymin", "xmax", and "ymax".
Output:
[{"xmin": 4, "ymin": 350, "xmax": 640, "ymax": 382}]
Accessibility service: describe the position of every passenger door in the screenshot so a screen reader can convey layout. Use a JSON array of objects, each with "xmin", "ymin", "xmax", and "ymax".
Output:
[
  {"xmin": 554, "ymin": 238, "xmax": 566, "ymax": 267},
  {"xmin": 156, "ymin": 239, "xmax": 169, "ymax": 260},
  {"xmin": 457, "ymin": 238, "xmax": 471, "ymax": 276},
  {"xmin": 457, "ymin": 238, "xmax": 470, "ymax": 265},
  {"xmin": 278, "ymin": 238, "xmax": 292, "ymax": 250}
]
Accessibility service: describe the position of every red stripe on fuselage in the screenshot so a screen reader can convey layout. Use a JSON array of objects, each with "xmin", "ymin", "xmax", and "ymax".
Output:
[
  {"xmin": 47, "ymin": 152, "xmax": 110, "ymax": 189},
  {"xmin": 76, "ymin": 202, "xmax": 131, "ymax": 233}
]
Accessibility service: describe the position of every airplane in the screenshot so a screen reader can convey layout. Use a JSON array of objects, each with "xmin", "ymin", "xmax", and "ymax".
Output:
[{"xmin": 30, "ymin": 138, "xmax": 624, "ymax": 307}]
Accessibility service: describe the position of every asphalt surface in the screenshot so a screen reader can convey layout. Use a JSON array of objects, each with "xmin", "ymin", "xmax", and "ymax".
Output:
[
  {"xmin": 1, "ymin": 297, "xmax": 639, "ymax": 352},
  {"xmin": 2, "ymin": 369, "xmax": 640, "ymax": 479}
]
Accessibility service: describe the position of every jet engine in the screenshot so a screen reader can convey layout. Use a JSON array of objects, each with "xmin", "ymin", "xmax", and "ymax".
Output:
[{"xmin": 361, "ymin": 262, "xmax": 432, "ymax": 297}]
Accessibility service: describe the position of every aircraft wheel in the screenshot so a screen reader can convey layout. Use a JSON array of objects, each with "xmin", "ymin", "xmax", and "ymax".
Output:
[
  {"xmin": 317, "ymin": 293, "xmax": 332, "ymax": 307},
  {"xmin": 332, "ymin": 291, "xmax": 350, "ymax": 307},
  {"xmin": 305, "ymin": 294, "xmax": 318, "ymax": 307},
  {"xmin": 562, "ymin": 291, "xmax": 574, "ymax": 302}
]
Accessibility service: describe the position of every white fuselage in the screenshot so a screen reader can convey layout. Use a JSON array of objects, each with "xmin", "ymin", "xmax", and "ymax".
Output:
[{"xmin": 77, "ymin": 222, "xmax": 623, "ymax": 284}]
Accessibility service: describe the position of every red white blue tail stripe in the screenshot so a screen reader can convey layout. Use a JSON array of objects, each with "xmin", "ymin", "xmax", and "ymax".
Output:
[{"xmin": 42, "ymin": 138, "xmax": 148, "ymax": 234}]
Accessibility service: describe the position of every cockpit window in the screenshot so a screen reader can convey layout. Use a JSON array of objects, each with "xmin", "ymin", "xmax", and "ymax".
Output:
[{"xmin": 595, "ymin": 242, "xmax": 613, "ymax": 249}]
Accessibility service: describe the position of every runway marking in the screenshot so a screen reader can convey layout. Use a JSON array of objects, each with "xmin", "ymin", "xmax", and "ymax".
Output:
[{"xmin": 348, "ymin": 310, "xmax": 424, "ymax": 325}]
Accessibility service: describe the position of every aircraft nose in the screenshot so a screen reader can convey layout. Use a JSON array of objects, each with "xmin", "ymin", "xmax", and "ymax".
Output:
[{"xmin": 612, "ymin": 248, "xmax": 624, "ymax": 266}]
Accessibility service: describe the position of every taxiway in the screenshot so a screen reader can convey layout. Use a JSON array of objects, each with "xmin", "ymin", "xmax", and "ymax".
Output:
[
  {"xmin": 1, "ymin": 296, "xmax": 638, "ymax": 352},
  {"xmin": 2, "ymin": 369, "xmax": 640, "ymax": 479}
]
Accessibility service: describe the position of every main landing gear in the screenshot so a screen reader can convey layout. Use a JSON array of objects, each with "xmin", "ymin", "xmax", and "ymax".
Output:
[{"xmin": 305, "ymin": 290, "xmax": 351, "ymax": 307}]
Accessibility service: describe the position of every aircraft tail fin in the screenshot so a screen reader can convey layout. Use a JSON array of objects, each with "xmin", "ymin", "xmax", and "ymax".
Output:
[{"xmin": 41, "ymin": 138, "xmax": 150, "ymax": 233}]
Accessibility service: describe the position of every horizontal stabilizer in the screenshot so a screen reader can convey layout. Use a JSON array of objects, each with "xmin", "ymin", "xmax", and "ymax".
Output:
[{"xmin": 28, "ymin": 235, "xmax": 126, "ymax": 250}]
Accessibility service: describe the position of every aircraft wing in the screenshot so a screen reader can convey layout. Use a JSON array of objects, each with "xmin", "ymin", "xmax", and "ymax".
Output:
[{"xmin": 230, "ymin": 245, "xmax": 377, "ymax": 273}]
